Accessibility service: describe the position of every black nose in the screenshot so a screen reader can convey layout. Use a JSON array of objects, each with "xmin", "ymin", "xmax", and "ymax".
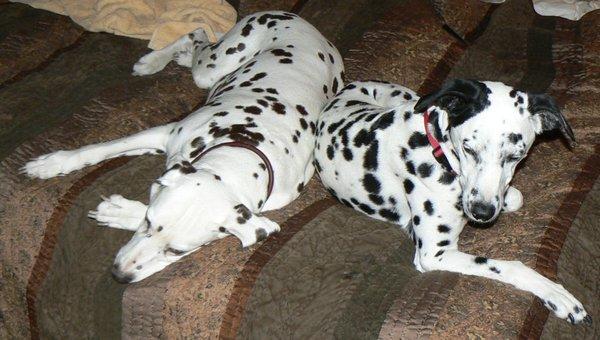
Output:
[
  {"xmin": 111, "ymin": 264, "xmax": 134, "ymax": 284},
  {"xmin": 471, "ymin": 202, "xmax": 496, "ymax": 221}
]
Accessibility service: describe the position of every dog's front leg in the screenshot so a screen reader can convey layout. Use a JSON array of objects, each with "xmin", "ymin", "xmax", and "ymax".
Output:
[
  {"xmin": 224, "ymin": 203, "xmax": 280, "ymax": 248},
  {"xmin": 503, "ymin": 186, "xmax": 523, "ymax": 212},
  {"xmin": 23, "ymin": 123, "xmax": 174, "ymax": 179},
  {"xmin": 88, "ymin": 194, "xmax": 147, "ymax": 231},
  {"xmin": 416, "ymin": 236, "xmax": 591, "ymax": 324}
]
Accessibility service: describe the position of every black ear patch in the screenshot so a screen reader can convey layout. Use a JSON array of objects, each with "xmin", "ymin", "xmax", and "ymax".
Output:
[
  {"xmin": 528, "ymin": 93, "xmax": 576, "ymax": 147},
  {"xmin": 414, "ymin": 79, "xmax": 491, "ymax": 127}
]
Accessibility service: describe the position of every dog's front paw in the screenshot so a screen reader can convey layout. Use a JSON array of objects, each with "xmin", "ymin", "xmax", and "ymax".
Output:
[
  {"xmin": 503, "ymin": 186, "xmax": 523, "ymax": 212},
  {"xmin": 132, "ymin": 51, "xmax": 172, "ymax": 76},
  {"xmin": 21, "ymin": 150, "xmax": 79, "ymax": 179},
  {"xmin": 88, "ymin": 194, "xmax": 147, "ymax": 231},
  {"xmin": 540, "ymin": 283, "xmax": 591, "ymax": 325}
]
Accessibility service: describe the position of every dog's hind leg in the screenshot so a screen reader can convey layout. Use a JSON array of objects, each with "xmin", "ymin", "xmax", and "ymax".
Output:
[
  {"xmin": 188, "ymin": 15, "xmax": 287, "ymax": 89},
  {"xmin": 23, "ymin": 123, "xmax": 174, "ymax": 179},
  {"xmin": 133, "ymin": 29, "xmax": 210, "ymax": 75},
  {"xmin": 88, "ymin": 194, "xmax": 147, "ymax": 231}
]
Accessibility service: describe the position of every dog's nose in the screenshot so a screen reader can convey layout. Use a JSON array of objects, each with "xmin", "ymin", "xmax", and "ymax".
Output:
[
  {"xmin": 471, "ymin": 202, "xmax": 496, "ymax": 221},
  {"xmin": 111, "ymin": 264, "xmax": 134, "ymax": 284}
]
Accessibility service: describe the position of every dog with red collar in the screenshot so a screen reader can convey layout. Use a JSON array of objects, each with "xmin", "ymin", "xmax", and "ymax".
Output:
[
  {"xmin": 23, "ymin": 11, "xmax": 344, "ymax": 283},
  {"xmin": 314, "ymin": 79, "xmax": 591, "ymax": 325}
]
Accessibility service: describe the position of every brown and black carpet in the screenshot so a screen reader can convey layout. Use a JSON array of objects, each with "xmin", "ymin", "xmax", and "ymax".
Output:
[{"xmin": 0, "ymin": 0, "xmax": 598, "ymax": 338}]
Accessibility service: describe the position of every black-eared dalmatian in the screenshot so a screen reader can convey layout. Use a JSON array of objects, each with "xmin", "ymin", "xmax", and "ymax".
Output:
[
  {"xmin": 23, "ymin": 11, "xmax": 344, "ymax": 283},
  {"xmin": 314, "ymin": 79, "xmax": 592, "ymax": 325}
]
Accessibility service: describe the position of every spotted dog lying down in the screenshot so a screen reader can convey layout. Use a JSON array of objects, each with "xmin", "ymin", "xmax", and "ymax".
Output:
[
  {"xmin": 314, "ymin": 79, "xmax": 591, "ymax": 325},
  {"xmin": 23, "ymin": 11, "xmax": 344, "ymax": 283}
]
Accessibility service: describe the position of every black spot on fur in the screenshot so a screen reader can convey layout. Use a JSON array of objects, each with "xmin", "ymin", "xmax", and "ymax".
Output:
[
  {"xmin": 299, "ymin": 118, "xmax": 308, "ymax": 130},
  {"xmin": 377, "ymin": 209, "xmax": 398, "ymax": 222},
  {"xmin": 296, "ymin": 104, "xmax": 309, "ymax": 116},
  {"xmin": 353, "ymin": 129, "xmax": 375, "ymax": 147},
  {"xmin": 403, "ymin": 179, "xmax": 414, "ymax": 194},
  {"xmin": 405, "ymin": 161, "xmax": 416, "ymax": 175},
  {"xmin": 272, "ymin": 102, "xmax": 286, "ymax": 114},
  {"xmin": 371, "ymin": 111, "xmax": 395, "ymax": 130},
  {"xmin": 438, "ymin": 171, "xmax": 456, "ymax": 185},
  {"xmin": 437, "ymin": 240, "xmax": 450, "ymax": 247},
  {"xmin": 474, "ymin": 256, "xmax": 488, "ymax": 264},
  {"xmin": 369, "ymin": 194, "xmax": 384, "ymax": 205},
  {"xmin": 423, "ymin": 200, "xmax": 434, "ymax": 215},
  {"xmin": 326, "ymin": 146, "xmax": 334, "ymax": 160},
  {"xmin": 358, "ymin": 203, "xmax": 375, "ymax": 215},
  {"xmin": 417, "ymin": 163, "xmax": 433, "ymax": 178},
  {"xmin": 437, "ymin": 224, "xmax": 450, "ymax": 233},
  {"xmin": 363, "ymin": 141, "xmax": 379, "ymax": 170},
  {"xmin": 244, "ymin": 106, "xmax": 262, "ymax": 115},
  {"xmin": 241, "ymin": 24, "xmax": 253, "ymax": 36},
  {"xmin": 332, "ymin": 78, "xmax": 339, "ymax": 93},
  {"xmin": 408, "ymin": 132, "xmax": 429, "ymax": 149},
  {"xmin": 343, "ymin": 148, "xmax": 353, "ymax": 161},
  {"xmin": 413, "ymin": 215, "xmax": 420, "ymax": 225},
  {"xmin": 362, "ymin": 173, "xmax": 381, "ymax": 194}
]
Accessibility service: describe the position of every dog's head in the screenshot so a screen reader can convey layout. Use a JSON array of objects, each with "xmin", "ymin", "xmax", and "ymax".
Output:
[
  {"xmin": 111, "ymin": 167, "xmax": 260, "ymax": 283},
  {"xmin": 415, "ymin": 79, "xmax": 575, "ymax": 223}
]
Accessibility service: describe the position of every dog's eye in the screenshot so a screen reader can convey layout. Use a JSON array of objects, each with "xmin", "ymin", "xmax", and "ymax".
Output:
[
  {"xmin": 463, "ymin": 145, "xmax": 477, "ymax": 158},
  {"xmin": 165, "ymin": 247, "xmax": 186, "ymax": 256},
  {"xmin": 506, "ymin": 154, "xmax": 521, "ymax": 163}
]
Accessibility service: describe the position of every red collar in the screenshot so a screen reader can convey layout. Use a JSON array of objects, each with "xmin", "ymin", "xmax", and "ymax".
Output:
[
  {"xmin": 423, "ymin": 108, "xmax": 456, "ymax": 174},
  {"xmin": 192, "ymin": 141, "xmax": 274, "ymax": 200}
]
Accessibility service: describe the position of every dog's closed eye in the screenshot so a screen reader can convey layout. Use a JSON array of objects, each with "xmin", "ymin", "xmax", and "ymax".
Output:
[{"xmin": 165, "ymin": 247, "xmax": 186, "ymax": 256}]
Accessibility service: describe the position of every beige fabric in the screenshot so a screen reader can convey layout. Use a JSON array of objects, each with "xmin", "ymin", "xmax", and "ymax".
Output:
[{"xmin": 11, "ymin": 0, "xmax": 237, "ymax": 49}]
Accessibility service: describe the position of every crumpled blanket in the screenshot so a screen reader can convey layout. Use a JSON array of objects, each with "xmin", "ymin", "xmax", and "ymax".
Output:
[
  {"xmin": 480, "ymin": 0, "xmax": 599, "ymax": 20},
  {"xmin": 11, "ymin": 0, "xmax": 237, "ymax": 49}
]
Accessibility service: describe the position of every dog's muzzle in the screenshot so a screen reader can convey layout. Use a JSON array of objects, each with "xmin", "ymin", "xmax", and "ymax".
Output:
[
  {"xmin": 112, "ymin": 264, "xmax": 134, "ymax": 284},
  {"xmin": 470, "ymin": 201, "xmax": 496, "ymax": 222}
]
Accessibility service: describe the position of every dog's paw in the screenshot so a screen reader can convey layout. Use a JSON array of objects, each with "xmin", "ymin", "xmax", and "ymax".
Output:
[
  {"xmin": 132, "ymin": 51, "xmax": 172, "ymax": 76},
  {"xmin": 21, "ymin": 150, "xmax": 79, "ymax": 179},
  {"xmin": 174, "ymin": 51, "xmax": 192, "ymax": 68},
  {"xmin": 503, "ymin": 186, "xmax": 523, "ymax": 212},
  {"xmin": 540, "ymin": 283, "xmax": 590, "ymax": 325},
  {"xmin": 88, "ymin": 194, "xmax": 147, "ymax": 231}
]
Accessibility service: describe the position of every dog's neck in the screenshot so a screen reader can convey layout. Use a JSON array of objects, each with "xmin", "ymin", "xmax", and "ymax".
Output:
[
  {"xmin": 424, "ymin": 108, "xmax": 461, "ymax": 174},
  {"xmin": 194, "ymin": 146, "xmax": 271, "ymax": 211}
]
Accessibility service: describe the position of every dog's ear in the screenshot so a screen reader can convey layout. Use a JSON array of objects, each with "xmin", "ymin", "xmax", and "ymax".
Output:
[
  {"xmin": 528, "ymin": 93, "xmax": 576, "ymax": 147},
  {"xmin": 414, "ymin": 79, "xmax": 490, "ymax": 127}
]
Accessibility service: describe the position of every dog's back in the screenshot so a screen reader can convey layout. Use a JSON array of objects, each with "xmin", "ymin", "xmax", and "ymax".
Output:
[{"xmin": 163, "ymin": 12, "xmax": 344, "ymax": 209}]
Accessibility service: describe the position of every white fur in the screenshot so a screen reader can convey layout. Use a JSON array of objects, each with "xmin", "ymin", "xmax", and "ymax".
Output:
[{"xmin": 23, "ymin": 11, "xmax": 344, "ymax": 283}]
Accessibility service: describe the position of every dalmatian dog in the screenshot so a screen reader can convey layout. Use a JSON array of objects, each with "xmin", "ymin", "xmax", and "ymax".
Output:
[
  {"xmin": 314, "ymin": 79, "xmax": 592, "ymax": 325},
  {"xmin": 22, "ymin": 11, "xmax": 344, "ymax": 283}
]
